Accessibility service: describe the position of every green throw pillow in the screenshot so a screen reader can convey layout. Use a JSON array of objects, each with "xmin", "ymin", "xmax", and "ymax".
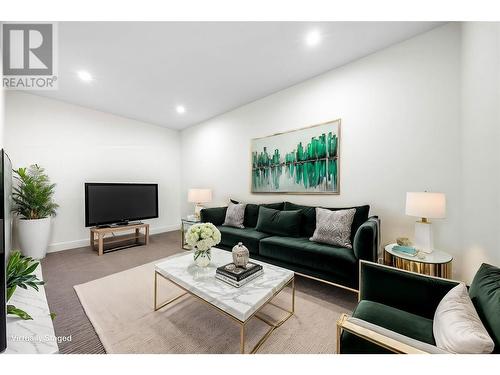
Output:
[
  {"xmin": 244, "ymin": 202, "xmax": 285, "ymax": 228},
  {"xmin": 255, "ymin": 206, "xmax": 301, "ymax": 237},
  {"xmin": 469, "ymin": 263, "xmax": 500, "ymax": 352}
]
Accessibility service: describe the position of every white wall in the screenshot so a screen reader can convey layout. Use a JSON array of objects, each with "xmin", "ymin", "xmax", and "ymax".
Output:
[
  {"xmin": 4, "ymin": 92, "xmax": 181, "ymax": 252},
  {"xmin": 460, "ymin": 23, "xmax": 500, "ymax": 281},
  {"xmin": 181, "ymin": 23, "xmax": 464, "ymax": 275},
  {"xmin": 4, "ymin": 22, "xmax": 497, "ymax": 282}
]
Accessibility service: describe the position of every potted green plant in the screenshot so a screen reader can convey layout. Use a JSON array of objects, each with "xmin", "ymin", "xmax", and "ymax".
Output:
[
  {"xmin": 7, "ymin": 251, "xmax": 45, "ymax": 320},
  {"xmin": 12, "ymin": 164, "xmax": 58, "ymax": 259}
]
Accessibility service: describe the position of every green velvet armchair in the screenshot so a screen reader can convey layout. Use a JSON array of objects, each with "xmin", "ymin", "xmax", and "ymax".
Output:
[{"xmin": 337, "ymin": 261, "xmax": 500, "ymax": 354}]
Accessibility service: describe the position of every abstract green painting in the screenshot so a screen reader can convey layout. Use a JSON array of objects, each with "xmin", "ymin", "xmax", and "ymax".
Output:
[{"xmin": 251, "ymin": 119, "xmax": 340, "ymax": 194}]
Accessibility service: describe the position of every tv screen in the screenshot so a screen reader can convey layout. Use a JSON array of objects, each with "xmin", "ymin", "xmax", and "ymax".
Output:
[
  {"xmin": 1, "ymin": 149, "xmax": 12, "ymax": 353},
  {"xmin": 85, "ymin": 183, "xmax": 158, "ymax": 227}
]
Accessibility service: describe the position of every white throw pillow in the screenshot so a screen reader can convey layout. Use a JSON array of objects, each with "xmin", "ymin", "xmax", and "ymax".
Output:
[{"xmin": 433, "ymin": 283, "xmax": 494, "ymax": 354}]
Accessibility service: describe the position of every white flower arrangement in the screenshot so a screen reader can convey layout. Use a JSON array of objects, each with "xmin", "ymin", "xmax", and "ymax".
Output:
[{"xmin": 186, "ymin": 223, "xmax": 221, "ymax": 261}]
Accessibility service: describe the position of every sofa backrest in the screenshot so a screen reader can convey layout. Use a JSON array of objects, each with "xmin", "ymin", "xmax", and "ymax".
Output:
[
  {"xmin": 469, "ymin": 263, "xmax": 500, "ymax": 353},
  {"xmin": 201, "ymin": 202, "xmax": 286, "ymax": 227},
  {"xmin": 283, "ymin": 201, "xmax": 370, "ymax": 240},
  {"xmin": 202, "ymin": 200, "xmax": 370, "ymax": 242}
]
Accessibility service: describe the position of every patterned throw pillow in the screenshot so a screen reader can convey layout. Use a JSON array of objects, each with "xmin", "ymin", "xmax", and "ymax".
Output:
[
  {"xmin": 222, "ymin": 202, "xmax": 246, "ymax": 228},
  {"xmin": 310, "ymin": 207, "xmax": 356, "ymax": 248}
]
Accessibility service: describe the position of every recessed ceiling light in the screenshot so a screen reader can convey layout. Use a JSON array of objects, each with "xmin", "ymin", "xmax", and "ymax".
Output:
[
  {"xmin": 176, "ymin": 105, "xmax": 186, "ymax": 114},
  {"xmin": 77, "ymin": 70, "xmax": 93, "ymax": 82},
  {"xmin": 305, "ymin": 30, "xmax": 321, "ymax": 47}
]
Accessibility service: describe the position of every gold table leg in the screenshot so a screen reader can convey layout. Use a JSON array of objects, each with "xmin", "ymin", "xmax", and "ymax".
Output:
[
  {"xmin": 154, "ymin": 271, "xmax": 188, "ymax": 311},
  {"xmin": 243, "ymin": 277, "xmax": 295, "ymax": 354},
  {"xmin": 240, "ymin": 323, "xmax": 245, "ymax": 354},
  {"xmin": 154, "ymin": 272, "xmax": 295, "ymax": 354}
]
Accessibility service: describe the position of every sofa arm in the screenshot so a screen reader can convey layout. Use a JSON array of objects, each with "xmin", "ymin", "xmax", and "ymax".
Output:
[
  {"xmin": 359, "ymin": 261, "xmax": 459, "ymax": 319},
  {"xmin": 200, "ymin": 206, "xmax": 227, "ymax": 226},
  {"xmin": 336, "ymin": 313, "xmax": 448, "ymax": 354},
  {"xmin": 353, "ymin": 216, "xmax": 379, "ymax": 262}
]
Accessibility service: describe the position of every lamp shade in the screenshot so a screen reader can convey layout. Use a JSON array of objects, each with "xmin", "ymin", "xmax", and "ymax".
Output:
[
  {"xmin": 188, "ymin": 188, "xmax": 212, "ymax": 203},
  {"xmin": 405, "ymin": 192, "xmax": 446, "ymax": 219}
]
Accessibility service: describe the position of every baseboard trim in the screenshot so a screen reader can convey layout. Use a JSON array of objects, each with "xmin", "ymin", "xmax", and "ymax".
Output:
[
  {"xmin": 47, "ymin": 238, "xmax": 89, "ymax": 253},
  {"xmin": 47, "ymin": 224, "xmax": 180, "ymax": 253}
]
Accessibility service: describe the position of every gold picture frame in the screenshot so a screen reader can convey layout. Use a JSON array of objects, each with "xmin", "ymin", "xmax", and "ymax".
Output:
[{"xmin": 250, "ymin": 119, "xmax": 341, "ymax": 195}]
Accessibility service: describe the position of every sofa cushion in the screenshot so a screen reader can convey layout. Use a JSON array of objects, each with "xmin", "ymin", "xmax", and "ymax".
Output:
[
  {"xmin": 244, "ymin": 202, "xmax": 284, "ymax": 228},
  {"xmin": 310, "ymin": 207, "xmax": 356, "ymax": 248},
  {"xmin": 283, "ymin": 202, "xmax": 316, "ymax": 237},
  {"xmin": 340, "ymin": 300, "xmax": 435, "ymax": 353},
  {"xmin": 259, "ymin": 236, "xmax": 357, "ymax": 278},
  {"xmin": 222, "ymin": 202, "xmax": 246, "ymax": 228},
  {"xmin": 217, "ymin": 226, "xmax": 271, "ymax": 255},
  {"xmin": 283, "ymin": 202, "xmax": 370, "ymax": 240},
  {"xmin": 200, "ymin": 206, "xmax": 227, "ymax": 226},
  {"xmin": 469, "ymin": 263, "xmax": 500, "ymax": 353},
  {"xmin": 433, "ymin": 283, "xmax": 494, "ymax": 354},
  {"xmin": 255, "ymin": 207, "xmax": 301, "ymax": 237}
]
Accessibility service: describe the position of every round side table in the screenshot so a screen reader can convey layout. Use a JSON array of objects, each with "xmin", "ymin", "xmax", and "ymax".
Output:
[{"xmin": 384, "ymin": 243, "xmax": 453, "ymax": 279}]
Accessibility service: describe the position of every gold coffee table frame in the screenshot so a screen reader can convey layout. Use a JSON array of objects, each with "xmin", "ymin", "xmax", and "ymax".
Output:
[{"xmin": 154, "ymin": 270, "xmax": 295, "ymax": 354}]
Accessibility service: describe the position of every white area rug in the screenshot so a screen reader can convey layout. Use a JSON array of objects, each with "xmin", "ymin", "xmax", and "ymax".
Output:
[{"xmin": 74, "ymin": 260, "xmax": 356, "ymax": 353}]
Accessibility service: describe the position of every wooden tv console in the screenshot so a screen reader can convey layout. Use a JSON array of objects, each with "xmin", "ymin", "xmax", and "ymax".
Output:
[{"xmin": 90, "ymin": 223, "xmax": 149, "ymax": 256}]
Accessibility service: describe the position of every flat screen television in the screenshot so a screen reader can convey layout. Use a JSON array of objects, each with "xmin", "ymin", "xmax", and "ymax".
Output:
[
  {"xmin": 84, "ymin": 183, "xmax": 158, "ymax": 227},
  {"xmin": 1, "ymin": 149, "xmax": 12, "ymax": 353}
]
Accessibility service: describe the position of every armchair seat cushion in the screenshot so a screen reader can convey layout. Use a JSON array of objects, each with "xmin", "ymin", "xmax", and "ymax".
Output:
[
  {"xmin": 217, "ymin": 226, "xmax": 271, "ymax": 255},
  {"xmin": 341, "ymin": 300, "xmax": 435, "ymax": 354},
  {"xmin": 259, "ymin": 236, "xmax": 357, "ymax": 279},
  {"xmin": 354, "ymin": 300, "xmax": 436, "ymax": 344}
]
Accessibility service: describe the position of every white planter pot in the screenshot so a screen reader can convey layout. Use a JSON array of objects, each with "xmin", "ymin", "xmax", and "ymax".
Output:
[{"xmin": 17, "ymin": 217, "xmax": 51, "ymax": 259}]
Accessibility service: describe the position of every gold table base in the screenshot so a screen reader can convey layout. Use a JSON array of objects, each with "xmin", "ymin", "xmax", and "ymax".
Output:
[
  {"xmin": 384, "ymin": 251, "xmax": 452, "ymax": 279},
  {"xmin": 154, "ymin": 271, "xmax": 295, "ymax": 354}
]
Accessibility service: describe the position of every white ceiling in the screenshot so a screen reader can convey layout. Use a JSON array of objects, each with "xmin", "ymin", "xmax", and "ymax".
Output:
[{"xmin": 33, "ymin": 22, "xmax": 444, "ymax": 130}]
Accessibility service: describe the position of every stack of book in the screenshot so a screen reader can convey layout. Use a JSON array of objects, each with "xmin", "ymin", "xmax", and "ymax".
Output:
[
  {"xmin": 392, "ymin": 245, "xmax": 417, "ymax": 256},
  {"xmin": 215, "ymin": 262, "xmax": 263, "ymax": 287}
]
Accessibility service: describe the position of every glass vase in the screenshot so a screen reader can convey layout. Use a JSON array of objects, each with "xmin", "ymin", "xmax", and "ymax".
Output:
[{"xmin": 194, "ymin": 247, "xmax": 211, "ymax": 267}]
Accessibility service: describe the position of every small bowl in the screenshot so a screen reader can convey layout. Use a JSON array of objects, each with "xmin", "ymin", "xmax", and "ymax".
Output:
[{"xmin": 396, "ymin": 237, "xmax": 412, "ymax": 246}]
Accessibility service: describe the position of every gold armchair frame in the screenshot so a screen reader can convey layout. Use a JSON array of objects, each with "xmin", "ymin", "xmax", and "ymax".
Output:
[{"xmin": 336, "ymin": 313, "xmax": 431, "ymax": 354}]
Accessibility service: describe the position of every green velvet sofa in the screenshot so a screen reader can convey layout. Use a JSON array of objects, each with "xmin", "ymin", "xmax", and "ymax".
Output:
[
  {"xmin": 200, "ymin": 201, "xmax": 379, "ymax": 291},
  {"xmin": 337, "ymin": 261, "xmax": 500, "ymax": 354}
]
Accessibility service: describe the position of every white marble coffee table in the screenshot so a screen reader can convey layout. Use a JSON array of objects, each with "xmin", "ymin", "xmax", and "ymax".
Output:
[{"xmin": 154, "ymin": 248, "xmax": 295, "ymax": 354}]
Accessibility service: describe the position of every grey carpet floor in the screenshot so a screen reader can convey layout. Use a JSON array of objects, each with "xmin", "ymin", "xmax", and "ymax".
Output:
[{"xmin": 41, "ymin": 230, "xmax": 357, "ymax": 354}]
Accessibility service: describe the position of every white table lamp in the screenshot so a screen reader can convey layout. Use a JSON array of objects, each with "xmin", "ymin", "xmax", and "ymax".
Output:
[
  {"xmin": 405, "ymin": 192, "xmax": 446, "ymax": 253},
  {"xmin": 188, "ymin": 188, "xmax": 212, "ymax": 219}
]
